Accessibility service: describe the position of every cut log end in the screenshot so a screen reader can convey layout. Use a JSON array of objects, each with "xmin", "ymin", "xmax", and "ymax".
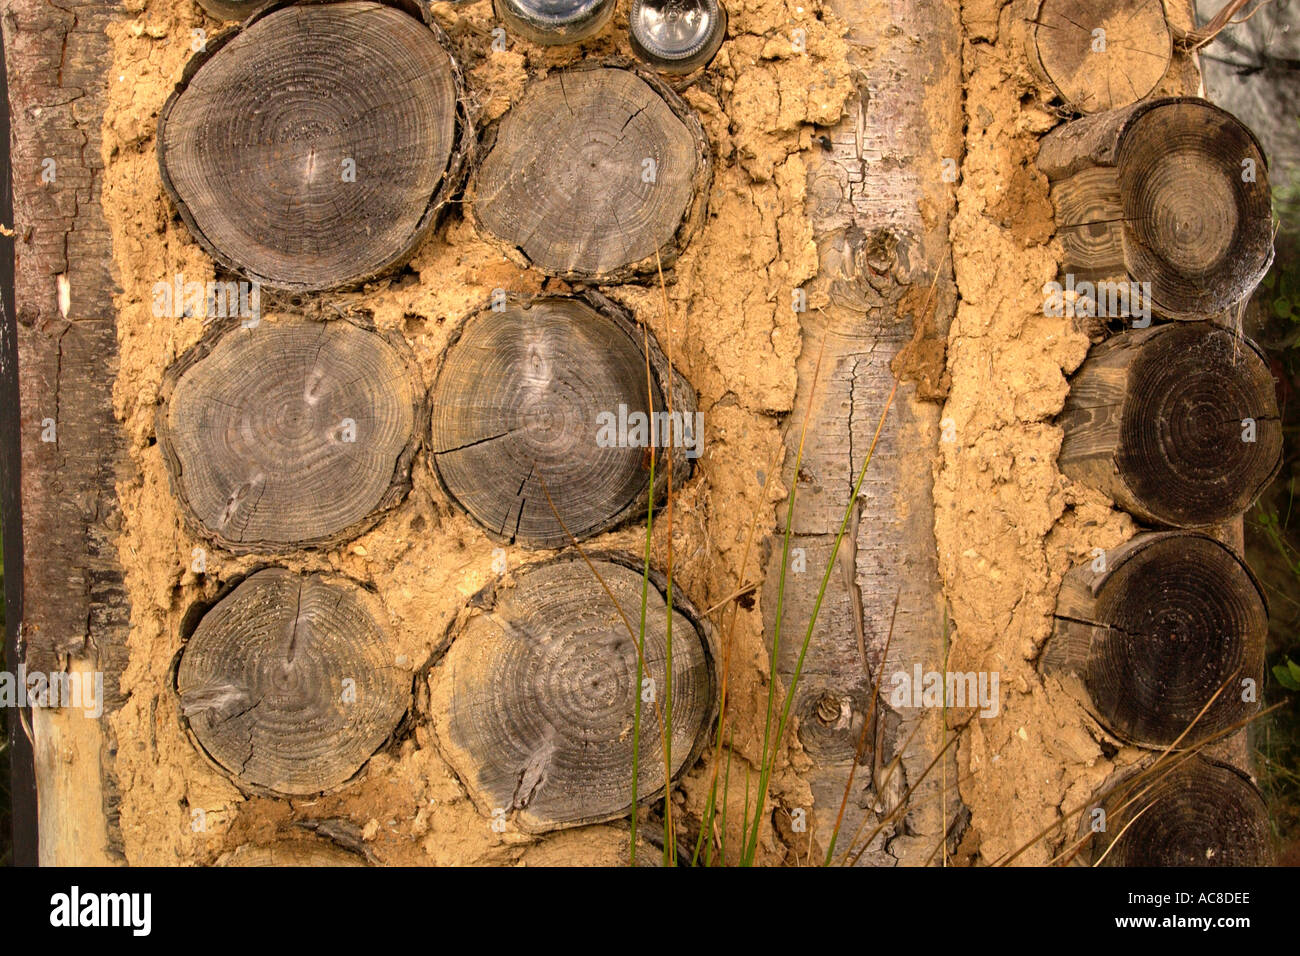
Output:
[
  {"xmin": 158, "ymin": 316, "xmax": 424, "ymax": 553},
  {"xmin": 176, "ymin": 569, "xmax": 410, "ymax": 796},
  {"xmin": 1038, "ymin": 98, "xmax": 1273, "ymax": 319},
  {"xmin": 1119, "ymin": 102, "xmax": 1273, "ymax": 316},
  {"xmin": 470, "ymin": 66, "xmax": 711, "ymax": 281},
  {"xmin": 158, "ymin": 0, "xmax": 469, "ymax": 291},
  {"xmin": 429, "ymin": 295, "xmax": 693, "ymax": 549},
  {"xmin": 1046, "ymin": 533, "xmax": 1266, "ymax": 748},
  {"xmin": 217, "ymin": 840, "xmax": 368, "ymax": 866},
  {"xmin": 1032, "ymin": 0, "xmax": 1171, "ymax": 113},
  {"xmin": 1059, "ymin": 323, "xmax": 1282, "ymax": 528},
  {"xmin": 430, "ymin": 554, "xmax": 716, "ymax": 833},
  {"xmin": 1087, "ymin": 756, "xmax": 1273, "ymax": 866},
  {"xmin": 196, "ymin": 0, "xmax": 264, "ymax": 20}
]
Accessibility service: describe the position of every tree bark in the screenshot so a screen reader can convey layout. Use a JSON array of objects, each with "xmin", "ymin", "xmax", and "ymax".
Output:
[
  {"xmin": 2, "ymin": 0, "xmax": 131, "ymax": 864},
  {"xmin": 763, "ymin": 0, "xmax": 963, "ymax": 865}
]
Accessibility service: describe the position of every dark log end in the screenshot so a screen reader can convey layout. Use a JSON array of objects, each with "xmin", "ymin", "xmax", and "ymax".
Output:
[
  {"xmin": 1118, "ymin": 99, "xmax": 1274, "ymax": 317},
  {"xmin": 1059, "ymin": 323, "xmax": 1282, "ymax": 528},
  {"xmin": 1089, "ymin": 755, "xmax": 1273, "ymax": 866},
  {"xmin": 1049, "ymin": 533, "xmax": 1266, "ymax": 748}
]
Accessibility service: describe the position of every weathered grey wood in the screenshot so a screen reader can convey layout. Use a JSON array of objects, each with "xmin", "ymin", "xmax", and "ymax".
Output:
[
  {"xmin": 157, "ymin": 315, "xmax": 424, "ymax": 553},
  {"xmin": 469, "ymin": 64, "xmax": 711, "ymax": 281},
  {"xmin": 3, "ymin": 0, "xmax": 133, "ymax": 863},
  {"xmin": 196, "ymin": 0, "xmax": 263, "ymax": 19},
  {"xmin": 158, "ymin": 0, "xmax": 470, "ymax": 292},
  {"xmin": 176, "ymin": 568, "xmax": 410, "ymax": 796},
  {"xmin": 764, "ymin": 0, "xmax": 963, "ymax": 865},
  {"xmin": 1037, "ymin": 99, "xmax": 1139, "ymax": 180},
  {"xmin": 430, "ymin": 552, "xmax": 716, "ymax": 833},
  {"xmin": 1058, "ymin": 323, "xmax": 1281, "ymax": 527},
  {"xmin": 429, "ymin": 294, "xmax": 694, "ymax": 549},
  {"xmin": 1084, "ymin": 754, "xmax": 1273, "ymax": 865},
  {"xmin": 1022, "ymin": 0, "xmax": 1172, "ymax": 113},
  {"xmin": 217, "ymin": 840, "xmax": 367, "ymax": 866},
  {"xmin": 1038, "ymin": 97, "xmax": 1274, "ymax": 318},
  {"xmin": 1044, "ymin": 532, "xmax": 1266, "ymax": 747}
]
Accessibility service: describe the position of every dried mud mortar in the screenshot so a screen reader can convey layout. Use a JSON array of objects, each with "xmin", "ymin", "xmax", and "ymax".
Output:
[
  {"xmin": 98, "ymin": 0, "xmax": 1218, "ymax": 867},
  {"xmin": 102, "ymin": 0, "xmax": 852, "ymax": 864},
  {"xmin": 934, "ymin": 0, "xmax": 1217, "ymax": 864}
]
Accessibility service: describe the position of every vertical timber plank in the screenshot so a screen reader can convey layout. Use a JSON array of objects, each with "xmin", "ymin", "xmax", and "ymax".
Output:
[
  {"xmin": 2, "ymin": 0, "xmax": 129, "ymax": 863},
  {"xmin": 764, "ymin": 0, "xmax": 964, "ymax": 864}
]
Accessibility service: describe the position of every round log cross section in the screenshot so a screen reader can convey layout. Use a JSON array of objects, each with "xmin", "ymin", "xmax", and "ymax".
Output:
[
  {"xmin": 1032, "ymin": 0, "xmax": 1171, "ymax": 113},
  {"xmin": 1058, "ymin": 323, "xmax": 1282, "ymax": 528},
  {"xmin": 1046, "ymin": 533, "xmax": 1266, "ymax": 748},
  {"xmin": 1088, "ymin": 756, "xmax": 1273, "ymax": 866},
  {"xmin": 158, "ymin": 0, "xmax": 467, "ymax": 291},
  {"xmin": 177, "ymin": 569, "xmax": 410, "ymax": 796},
  {"xmin": 197, "ymin": 0, "xmax": 265, "ymax": 20},
  {"xmin": 430, "ymin": 554, "xmax": 716, "ymax": 833},
  {"xmin": 470, "ymin": 67, "xmax": 710, "ymax": 280},
  {"xmin": 218, "ymin": 841, "xmax": 367, "ymax": 866},
  {"xmin": 1117, "ymin": 99, "xmax": 1273, "ymax": 317},
  {"xmin": 157, "ymin": 317, "xmax": 424, "ymax": 552},
  {"xmin": 429, "ymin": 296, "xmax": 694, "ymax": 548}
]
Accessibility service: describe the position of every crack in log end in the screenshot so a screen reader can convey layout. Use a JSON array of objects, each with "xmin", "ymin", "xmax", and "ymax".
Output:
[
  {"xmin": 216, "ymin": 473, "xmax": 263, "ymax": 530},
  {"xmin": 284, "ymin": 578, "xmax": 306, "ymax": 665},
  {"xmin": 512, "ymin": 733, "xmax": 557, "ymax": 811},
  {"xmin": 179, "ymin": 682, "xmax": 254, "ymax": 724}
]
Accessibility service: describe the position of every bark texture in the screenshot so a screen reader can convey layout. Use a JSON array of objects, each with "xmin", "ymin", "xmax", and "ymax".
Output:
[{"xmin": 3, "ymin": 0, "xmax": 132, "ymax": 862}]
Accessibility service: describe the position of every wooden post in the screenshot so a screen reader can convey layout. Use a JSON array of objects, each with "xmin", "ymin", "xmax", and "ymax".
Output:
[
  {"xmin": 468, "ymin": 63, "xmax": 712, "ymax": 282},
  {"xmin": 157, "ymin": 315, "xmax": 425, "ymax": 552},
  {"xmin": 1084, "ymin": 754, "xmax": 1273, "ymax": 866},
  {"xmin": 429, "ymin": 552, "xmax": 716, "ymax": 834},
  {"xmin": 767, "ymin": 0, "xmax": 963, "ymax": 865},
  {"xmin": 157, "ymin": 0, "xmax": 471, "ymax": 292},
  {"xmin": 3, "ymin": 0, "xmax": 132, "ymax": 864},
  {"xmin": 1036, "ymin": 97, "xmax": 1274, "ymax": 319},
  {"xmin": 1043, "ymin": 532, "xmax": 1266, "ymax": 748},
  {"xmin": 1057, "ymin": 322, "xmax": 1282, "ymax": 528},
  {"xmin": 176, "ymin": 568, "xmax": 411, "ymax": 796},
  {"xmin": 1015, "ymin": 0, "xmax": 1173, "ymax": 114}
]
